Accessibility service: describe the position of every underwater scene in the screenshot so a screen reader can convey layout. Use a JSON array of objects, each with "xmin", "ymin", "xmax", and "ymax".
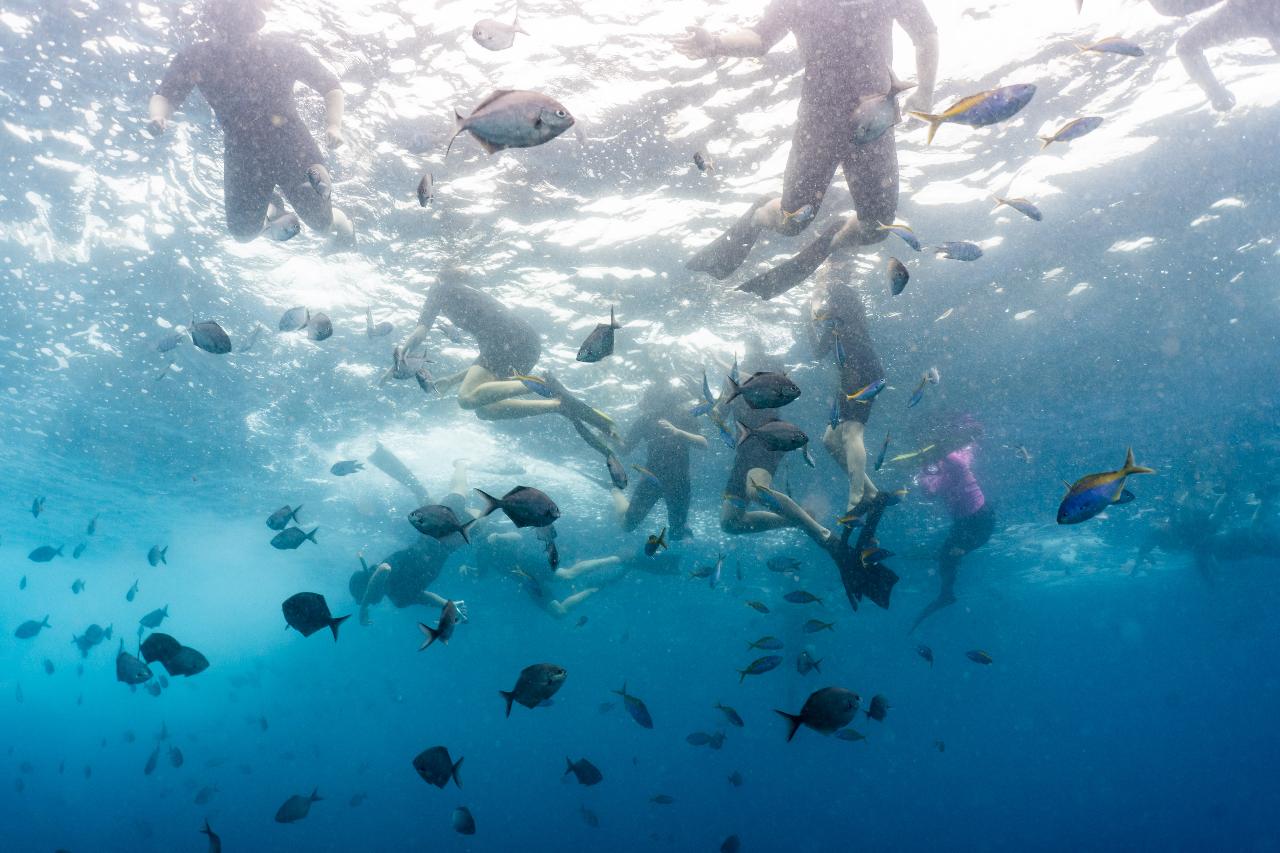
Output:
[{"xmin": 1, "ymin": 0, "xmax": 1279, "ymax": 850}]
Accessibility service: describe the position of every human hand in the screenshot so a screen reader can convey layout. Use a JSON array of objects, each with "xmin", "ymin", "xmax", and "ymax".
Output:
[
  {"xmin": 673, "ymin": 26, "xmax": 718, "ymax": 60},
  {"xmin": 457, "ymin": 564, "xmax": 477, "ymax": 578},
  {"xmin": 453, "ymin": 599, "xmax": 469, "ymax": 621},
  {"xmin": 1209, "ymin": 87, "xmax": 1236, "ymax": 113},
  {"xmin": 325, "ymin": 125, "xmax": 345, "ymax": 148},
  {"xmin": 657, "ymin": 419, "xmax": 679, "ymax": 435},
  {"xmin": 147, "ymin": 117, "xmax": 167, "ymax": 137},
  {"xmin": 902, "ymin": 91, "xmax": 932, "ymax": 117}
]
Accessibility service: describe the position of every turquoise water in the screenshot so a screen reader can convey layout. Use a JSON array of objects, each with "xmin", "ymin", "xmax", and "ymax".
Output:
[{"xmin": 2, "ymin": 0, "xmax": 1279, "ymax": 850}]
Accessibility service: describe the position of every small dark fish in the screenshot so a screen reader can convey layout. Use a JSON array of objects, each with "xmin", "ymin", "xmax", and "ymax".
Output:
[
  {"xmin": 349, "ymin": 792, "xmax": 367, "ymax": 807},
  {"xmin": 564, "ymin": 757, "xmax": 603, "ymax": 786},
  {"xmin": 836, "ymin": 728, "xmax": 867, "ymax": 743},
  {"xmin": 164, "ymin": 645, "xmax": 210, "ymax": 677},
  {"xmin": 775, "ymin": 686, "xmax": 861, "ymax": 741},
  {"xmin": 500, "ymin": 663, "xmax": 567, "ymax": 716},
  {"xmin": 306, "ymin": 164, "xmax": 331, "ymax": 200},
  {"xmin": 282, "ymin": 592, "xmax": 350, "ymax": 640},
  {"xmin": 87, "ymin": 513, "xmax": 99, "ymax": 535},
  {"xmin": 993, "ymin": 196, "xmax": 1043, "ymax": 221},
  {"xmin": 475, "ymin": 485, "xmax": 560, "ymax": 528},
  {"xmin": 447, "ymin": 90, "xmax": 573, "ymax": 156},
  {"xmin": 139, "ymin": 606, "xmax": 169, "ymax": 629},
  {"xmin": 936, "ymin": 740, "xmax": 946, "ymax": 752},
  {"xmin": 796, "ymin": 649, "xmax": 822, "ymax": 675},
  {"xmin": 31, "ymin": 496, "xmax": 45, "ymax": 517},
  {"xmin": 580, "ymin": 804, "xmax": 599, "ymax": 827},
  {"xmin": 866, "ymin": 694, "xmax": 890, "ymax": 722},
  {"xmin": 452, "ymin": 805, "xmax": 477, "ymax": 835},
  {"xmin": 274, "ymin": 788, "xmax": 323, "ymax": 823},
  {"xmin": 721, "ymin": 834, "xmax": 742, "ymax": 853},
  {"xmin": 784, "ymin": 590, "xmax": 822, "ymax": 605},
  {"xmin": 966, "ymin": 649, "xmax": 993, "ymax": 665},
  {"xmin": 887, "ymin": 257, "xmax": 909, "ymax": 295},
  {"xmin": 147, "ymin": 545, "xmax": 168, "ymax": 566},
  {"xmin": 803, "ymin": 619, "xmax": 835, "ymax": 633},
  {"xmin": 738, "ymin": 655, "xmax": 782, "ymax": 683},
  {"xmin": 73, "ymin": 542, "xmax": 87, "ymax": 559},
  {"xmin": 575, "ymin": 615, "xmax": 588, "ymax": 628},
  {"xmin": 576, "ymin": 307, "xmax": 621, "ymax": 363},
  {"xmin": 644, "ymin": 527, "xmax": 667, "ymax": 557},
  {"xmin": 408, "ymin": 504, "xmax": 476, "ymax": 543},
  {"xmin": 267, "ymin": 505, "xmax": 302, "ymax": 531},
  {"xmin": 715, "ymin": 702, "xmax": 745, "ymax": 728},
  {"xmin": 767, "ymin": 556, "xmax": 801, "ymax": 574},
  {"xmin": 19, "ymin": 575, "xmax": 27, "ymax": 590},
  {"xmin": 278, "ymin": 306, "xmax": 309, "ymax": 332},
  {"xmin": 412, "ymin": 746, "xmax": 463, "ymax": 789},
  {"xmin": 874, "ymin": 433, "xmax": 892, "ymax": 472},
  {"xmin": 126, "ymin": 580, "xmax": 139, "ymax": 602},
  {"xmin": 144, "ymin": 745, "xmax": 160, "ymax": 775},
  {"xmin": 693, "ymin": 150, "xmax": 715, "ymax": 173},
  {"xmin": 418, "ymin": 600, "xmax": 462, "ymax": 649},
  {"xmin": 685, "ymin": 731, "xmax": 713, "ymax": 746},
  {"xmin": 745, "ymin": 600, "xmax": 769, "ymax": 614},
  {"xmin": 736, "ymin": 418, "xmax": 808, "ymax": 452},
  {"xmin": 71, "ymin": 578, "xmax": 85, "ymax": 594},
  {"xmin": 606, "ymin": 453, "xmax": 628, "ymax": 490},
  {"xmin": 201, "ymin": 819, "xmax": 222, "ymax": 853},
  {"xmin": 650, "ymin": 794, "xmax": 675, "ymax": 805},
  {"xmin": 169, "ymin": 745, "xmax": 184, "ymax": 767},
  {"xmin": 917, "ymin": 644, "xmax": 934, "ymax": 665},
  {"xmin": 194, "ymin": 785, "xmax": 217, "ymax": 805},
  {"xmin": 612, "ymin": 682, "xmax": 654, "ymax": 729},
  {"xmin": 723, "ymin": 371, "xmax": 801, "ymax": 410},
  {"xmin": 42, "ymin": 659, "xmax": 54, "ymax": 675},
  {"xmin": 14, "ymin": 616, "xmax": 51, "ymax": 639},
  {"xmin": 190, "ymin": 319, "xmax": 232, "ymax": 354},
  {"xmin": 747, "ymin": 636, "xmax": 783, "ymax": 651},
  {"xmin": 727, "ymin": 770, "xmax": 744, "ymax": 787},
  {"xmin": 365, "ymin": 308, "xmax": 393, "ymax": 338},
  {"xmin": 1039, "ymin": 116, "xmax": 1104, "ymax": 149},
  {"xmin": 270, "ymin": 527, "xmax": 319, "ymax": 550},
  {"xmin": 330, "ymin": 460, "xmax": 364, "ymax": 476},
  {"xmin": 306, "ymin": 312, "xmax": 333, "ymax": 342},
  {"xmin": 28, "ymin": 545, "xmax": 63, "ymax": 562},
  {"xmin": 933, "ymin": 241, "xmax": 983, "ymax": 261},
  {"xmin": 416, "ymin": 173, "xmax": 434, "ymax": 206}
]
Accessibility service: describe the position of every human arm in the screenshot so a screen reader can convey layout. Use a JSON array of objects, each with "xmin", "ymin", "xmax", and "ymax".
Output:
[
  {"xmin": 657, "ymin": 419, "xmax": 709, "ymax": 449},
  {"xmin": 287, "ymin": 41, "xmax": 345, "ymax": 145},
  {"xmin": 148, "ymin": 50, "xmax": 197, "ymax": 136},
  {"xmin": 673, "ymin": 0, "xmax": 791, "ymax": 59},
  {"xmin": 323, "ymin": 89, "xmax": 345, "ymax": 148},
  {"xmin": 898, "ymin": 0, "xmax": 940, "ymax": 115}
]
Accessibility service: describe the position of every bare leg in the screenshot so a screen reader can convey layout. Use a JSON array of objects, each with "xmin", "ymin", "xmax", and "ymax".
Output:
[
  {"xmin": 720, "ymin": 469, "xmax": 794, "ymax": 534},
  {"xmin": 612, "ymin": 488, "xmax": 630, "ymax": 520},
  {"xmin": 548, "ymin": 588, "xmax": 598, "ymax": 617},
  {"xmin": 750, "ymin": 477, "xmax": 832, "ymax": 545},
  {"xmin": 556, "ymin": 555, "xmax": 622, "ymax": 582},
  {"xmin": 1176, "ymin": 4, "xmax": 1254, "ymax": 110},
  {"xmin": 457, "ymin": 365, "xmax": 563, "ymax": 420},
  {"xmin": 434, "ymin": 369, "xmax": 469, "ymax": 394},
  {"xmin": 823, "ymin": 421, "xmax": 878, "ymax": 514}
]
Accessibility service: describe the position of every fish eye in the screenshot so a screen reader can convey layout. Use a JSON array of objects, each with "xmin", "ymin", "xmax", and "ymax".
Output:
[{"xmin": 555, "ymin": 109, "xmax": 567, "ymax": 118}]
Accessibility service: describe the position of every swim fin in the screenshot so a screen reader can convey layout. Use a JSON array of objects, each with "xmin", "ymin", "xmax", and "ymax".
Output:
[
  {"xmin": 686, "ymin": 195, "xmax": 776, "ymax": 280},
  {"xmin": 736, "ymin": 219, "xmax": 846, "ymax": 300}
]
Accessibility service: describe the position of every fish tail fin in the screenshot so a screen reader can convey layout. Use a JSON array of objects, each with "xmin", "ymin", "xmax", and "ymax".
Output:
[
  {"xmin": 1038, "ymin": 136, "xmax": 1054, "ymax": 151},
  {"xmin": 451, "ymin": 756, "xmax": 464, "ymax": 788},
  {"xmin": 610, "ymin": 306, "xmax": 620, "ymax": 329},
  {"xmin": 612, "ymin": 681, "xmax": 627, "ymax": 698},
  {"xmin": 565, "ymin": 757, "xmax": 574, "ymax": 776},
  {"xmin": 474, "ymin": 489, "xmax": 501, "ymax": 518},
  {"xmin": 908, "ymin": 112, "xmax": 942, "ymax": 145},
  {"xmin": 657, "ymin": 527, "xmax": 667, "ymax": 549},
  {"xmin": 813, "ymin": 658, "xmax": 823, "ymax": 672},
  {"xmin": 329, "ymin": 614, "xmax": 350, "ymax": 641},
  {"xmin": 310, "ymin": 787, "xmax": 323, "ymax": 802},
  {"xmin": 305, "ymin": 527, "xmax": 319, "ymax": 543},
  {"xmin": 888, "ymin": 71, "xmax": 916, "ymax": 96},
  {"xmin": 735, "ymin": 420, "xmax": 751, "ymax": 448},
  {"xmin": 445, "ymin": 109, "xmax": 466, "ymax": 156},
  {"xmin": 738, "ymin": 669, "xmax": 749, "ymax": 684},
  {"xmin": 774, "ymin": 709, "xmax": 803, "ymax": 742},
  {"xmin": 724, "ymin": 375, "xmax": 741, "ymax": 404},
  {"xmin": 1122, "ymin": 447, "xmax": 1155, "ymax": 476},
  {"xmin": 500, "ymin": 690, "xmax": 515, "ymax": 717},
  {"xmin": 292, "ymin": 504, "xmax": 303, "ymax": 523},
  {"xmin": 160, "ymin": 546, "xmax": 167, "ymax": 564},
  {"xmin": 458, "ymin": 517, "xmax": 477, "ymax": 544},
  {"xmin": 418, "ymin": 622, "xmax": 439, "ymax": 651},
  {"xmin": 42, "ymin": 615, "xmax": 50, "ymax": 627},
  {"xmin": 201, "ymin": 819, "xmax": 213, "ymax": 837}
]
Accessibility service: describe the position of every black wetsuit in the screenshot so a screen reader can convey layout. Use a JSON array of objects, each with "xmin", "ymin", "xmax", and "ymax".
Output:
[
  {"xmin": 418, "ymin": 280, "xmax": 541, "ymax": 378},
  {"xmin": 349, "ymin": 538, "xmax": 450, "ymax": 609},
  {"xmin": 753, "ymin": 0, "xmax": 936, "ymax": 233},
  {"xmin": 622, "ymin": 399, "xmax": 698, "ymax": 538},
  {"xmin": 812, "ymin": 279, "xmax": 883, "ymax": 424},
  {"xmin": 157, "ymin": 35, "xmax": 339, "ymax": 241}
]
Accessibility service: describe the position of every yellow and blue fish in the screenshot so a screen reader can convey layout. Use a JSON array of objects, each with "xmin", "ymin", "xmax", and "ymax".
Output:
[
  {"xmin": 910, "ymin": 83, "xmax": 1037, "ymax": 145},
  {"xmin": 1056, "ymin": 448, "xmax": 1155, "ymax": 524}
]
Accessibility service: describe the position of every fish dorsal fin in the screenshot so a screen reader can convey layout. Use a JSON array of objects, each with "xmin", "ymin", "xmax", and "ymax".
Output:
[{"xmin": 472, "ymin": 89, "xmax": 517, "ymax": 114}]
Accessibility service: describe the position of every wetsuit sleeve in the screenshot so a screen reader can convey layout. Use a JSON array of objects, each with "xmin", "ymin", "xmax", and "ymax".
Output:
[
  {"xmin": 895, "ymin": 0, "xmax": 938, "ymax": 40},
  {"xmin": 417, "ymin": 285, "xmax": 445, "ymax": 330},
  {"xmin": 752, "ymin": 0, "xmax": 796, "ymax": 50},
  {"xmin": 156, "ymin": 49, "xmax": 198, "ymax": 107},
  {"xmin": 278, "ymin": 41, "xmax": 340, "ymax": 93},
  {"xmin": 624, "ymin": 415, "xmax": 657, "ymax": 453}
]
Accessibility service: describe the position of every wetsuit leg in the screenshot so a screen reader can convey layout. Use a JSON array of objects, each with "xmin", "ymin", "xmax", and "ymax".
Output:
[
  {"xmin": 276, "ymin": 127, "xmax": 333, "ymax": 233},
  {"xmin": 663, "ymin": 473, "xmax": 693, "ymax": 539},
  {"xmin": 1176, "ymin": 2, "xmax": 1256, "ymax": 109},
  {"xmin": 223, "ymin": 145, "xmax": 275, "ymax": 243},
  {"xmin": 838, "ymin": 128, "xmax": 899, "ymax": 248},
  {"xmin": 622, "ymin": 477, "xmax": 663, "ymax": 533}
]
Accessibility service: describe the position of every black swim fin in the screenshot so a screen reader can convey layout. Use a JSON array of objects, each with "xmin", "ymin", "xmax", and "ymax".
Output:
[
  {"xmin": 686, "ymin": 195, "xmax": 776, "ymax": 280},
  {"xmin": 737, "ymin": 219, "xmax": 846, "ymax": 300}
]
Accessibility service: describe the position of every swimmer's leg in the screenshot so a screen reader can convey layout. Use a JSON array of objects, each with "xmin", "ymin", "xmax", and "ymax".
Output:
[
  {"xmin": 548, "ymin": 588, "xmax": 598, "ymax": 617},
  {"xmin": 749, "ymin": 476, "xmax": 831, "ymax": 545},
  {"xmin": 720, "ymin": 469, "xmax": 793, "ymax": 535},
  {"xmin": 620, "ymin": 478, "xmax": 663, "ymax": 532},
  {"xmin": 824, "ymin": 421, "xmax": 878, "ymax": 515},
  {"xmin": 459, "ymin": 365, "xmax": 560, "ymax": 420},
  {"xmin": 223, "ymin": 149, "xmax": 276, "ymax": 243},
  {"xmin": 367, "ymin": 441, "xmax": 430, "ymax": 504},
  {"xmin": 685, "ymin": 194, "xmax": 779, "ymax": 280},
  {"xmin": 910, "ymin": 544, "xmax": 960, "ymax": 634},
  {"xmin": 556, "ymin": 556, "xmax": 622, "ymax": 583},
  {"xmin": 1176, "ymin": 4, "xmax": 1255, "ymax": 110}
]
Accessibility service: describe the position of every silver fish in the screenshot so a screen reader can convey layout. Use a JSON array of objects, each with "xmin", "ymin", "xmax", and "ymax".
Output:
[
  {"xmin": 472, "ymin": 10, "xmax": 527, "ymax": 51},
  {"xmin": 447, "ymin": 90, "xmax": 574, "ymax": 156}
]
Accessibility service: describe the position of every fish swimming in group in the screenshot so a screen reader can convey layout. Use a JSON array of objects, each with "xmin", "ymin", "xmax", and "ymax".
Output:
[
  {"xmin": 748, "ymin": 636, "xmax": 784, "ymax": 651},
  {"xmin": 274, "ymin": 788, "xmax": 323, "ymax": 823},
  {"xmin": 330, "ymin": 460, "xmax": 364, "ymax": 476},
  {"xmin": 452, "ymin": 805, "xmax": 477, "ymax": 835},
  {"xmin": 715, "ymin": 703, "xmax": 745, "ymax": 728},
  {"xmin": 727, "ymin": 771, "xmax": 744, "ymax": 787},
  {"xmin": 564, "ymin": 756, "xmax": 603, "ymax": 786},
  {"xmin": 644, "ymin": 527, "xmax": 668, "ymax": 556},
  {"xmin": 19, "ymin": 575, "xmax": 27, "ymax": 590},
  {"xmin": 796, "ymin": 649, "xmax": 822, "ymax": 675},
  {"xmin": 723, "ymin": 371, "xmax": 801, "ymax": 409},
  {"xmin": 606, "ymin": 453, "xmax": 628, "ymax": 489},
  {"xmin": 270, "ymin": 527, "xmax": 319, "ymax": 550},
  {"xmin": 1057, "ymin": 448, "xmax": 1154, "ymax": 524},
  {"xmin": 966, "ymin": 649, "xmax": 994, "ymax": 665},
  {"xmin": 306, "ymin": 164, "xmax": 331, "ymax": 200},
  {"xmin": 1039, "ymin": 116, "xmax": 1104, "ymax": 150},
  {"xmin": 282, "ymin": 592, "xmax": 350, "ymax": 641},
  {"xmin": 803, "ymin": 619, "xmax": 835, "ymax": 633},
  {"xmin": 1074, "ymin": 36, "xmax": 1144, "ymax": 57},
  {"xmin": 416, "ymin": 173, "xmax": 434, "ymax": 206},
  {"xmin": 200, "ymin": 819, "xmax": 222, "ymax": 853},
  {"xmin": 14, "ymin": 616, "xmax": 51, "ymax": 639},
  {"xmin": 784, "ymin": 590, "xmax": 822, "ymax": 605},
  {"xmin": 722, "ymin": 834, "xmax": 742, "ymax": 853},
  {"xmin": 612, "ymin": 682, "xmax": 654, "ymax": 729},
  {"xmin": 190, "ymin": 319, "xmax": 232, "ymax": 354},
  {"xmin": 475, "ymin": 485, "xmax": 560, "ymax": 528},
  {"xmin": 866, "ymin": 694, "xmax": 890, "ymax": 722},
  {"xmin": 266, "ymin": 504, "xmax": 303, "ymax": 531},
  {"xmin": 836, "ymin": 728, "xmax": 867, "ymax": 743},
  {"xmin": 147, "ymin": 545, "xmax": 168, "ymax": 566},
  {"xmin": 738, "ymin": 655, "xmax": 783, "ymax": 682},
  {"xmin": 874, "ymin": 433, "xmax": 892, "ymax": 472},
  {"xmin": 847, "ymin": 378, "xmax": 886, "ymax": 404},
  {"xmin": 87, "ymin": 513, "xmax": 99, "ymax": 535},
  {"xmin": 447, "ymin": 90, "xmax": 574, "ymax": 156},
  {"xmin": 116, "ymin": 641, "xmax": 153, "ymax": 686},
  {"xmin": 71, "ymin": 578, "xmax": 85, "ymax": 594},
  {"xmin": 736, "ymin": 419, "xmax": 809, "ymax": 452},
  {"xmin": 767, "ymin": 556, "xmax": 801, "ymax": 574},
  {"xmin": 365, "ymin": 308, "xmax": 393, "ymax": 337},
  {"xmin": 933, "ymin": 241, "xmax": 983, "ymax": 261},
  {"xmin": 576, "ymin": 307, "xmax": 621, "ymax": 363},
  {"xmin": 887, "ymin": 257, "xmax": 909, "ymax": 295},
  {"xmin": 775, "ymin": 687, "xmax": 861, "ymax": 741},
  {"xmin": 169, "ymin": 745, "xmax": 184, "ymax": 768},
  {"xmin": 413, "ymin": 746, "xmax": 463, "ymax": 789},
  {"xmin": 745, "ymin": 600, "xmax": 769, "ymax": 614},
  {"xmin": 31, "ymin": 496, "xmax": 45, "ymax": 517},
  {"xmin": 306, "ymin": 312, "xmax": 333, "ymax": 342},
  {"xmin": 139, "ymin": 606, "xmax": 169, "ymax": 629},
  {"xmin": 73, "ymin": 542, "xmax": 87, "ymax": 559},
  {"xmin": 155, "ymin": 330, "xmax": 189, "ymax": 352},
  {"xmin": 127, "ymin": 580, "xmax": 139, "ymax": 602},
  {"xmin": 917, "ymin": 644, "xmax": 934, "ymax": 665},
  {"xmin": 472, "ymin": 5, "xmax": 526, "ymax": 51},
  {"xmin": 693, "ymin": 150, "xmax": 715, "ymax": 173},
  {"xmin": 500, "ymin": 663, "xmax": 567, "ymax": 716},
  {"xmin": 28, "ymin": 545, "xmax": 63, "ymax": 562},
  {"xmin": 141, "ymin": 632, "xmax": 210, "ymax": 677},
  {"xmin": 580, "ymin": 804, "xmax": 600, "ymax": 826},
  {"xmin": 910, "ymin": 83, "xmax": 1037, "ymax": 144},
  {"xmin": 418, "ymin": 600, "xmax": 462, "ymax": 649},
  {"xmin": 278, "ymin": 306, "xmax": 309, "ymax": 332},
  {"xmin": 850, "ymin": 75, "xmax": 915, "ymax": 145},
  {"xmin": 409, "ymin": 504, "xmax": 476, "ymax": 543},
  {"xmin": 993, "ymin": 196, "xmax": 1043, "ymax": 221}
]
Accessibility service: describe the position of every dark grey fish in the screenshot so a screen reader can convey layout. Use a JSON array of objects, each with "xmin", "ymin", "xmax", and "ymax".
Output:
[
  {"xmin": 475, "ymin": 486, "xmax": 560, "ymax": 528},
  {"xmin": 564, "ymin": 757, "xmax": 603, "ymax": 786},
  {"xmin": 580, "ymin": 804, "xmax": 599, "ymax": 827},
  {"xmin": 917, "ymin": 644, "xmax": 933, "ymax": 665},
  {"xmin": 887, "ymin": 257, "xmax": 909, "ymax": 295},
  {"xmin": 775, "ymin": 686, "xmax": 861, "ymax": 741},
  {"xmin": 850, "ymin": 76, "xmax": 914, "ymax": 145},
  {"xmin": 73, "ymin": 542, "xmax": 87, "ymax": 559},
  {"xmin": 408, "ymin": 505, "xmax": 476, "ymax": 543},
  {"xmin": 139, "ymin": 632, "xmax": 182, "ymax": 666},
  {"xmin": 735, "ymin": 418, "xmax": 808, "ymax": 452},
  {"xmin": 612, "ymin": 682, "xmax": 654, "ymax": 729},
  {"xmin": 71, "ymin": 578, "xmax": 85, "ymax": 594},
  {"xmin": 500, "ymin": 663, "xmax": 567, "ymax": 716},
  {"xmin": 784, "ymin": 590, "xmax": 822, "ymax": 605},
  {"xmin": 738, "ymin": 655, "xmax": 782, "ymax": 682},
  {"xmin": 267, "ymin": 504, "xmax": 302, "ymax": 531},
  {"xmin": 452, "ymin": 805, "xmax": 476, "ymax": 835},
  {"xmin": 169, "ymin": 745, "xmax": 184, "ymax": 767},
  {"xmin": 14, "ymin": 616, "xmax": 50, "ymax": 639},
  {"xmin": 144, "ymin": 744, "xmax": 160, "ymax": 775},
  {"xmin": 190, "ymin": 320, "xmax": 232, "ymax": 354},
  {"xmin": 576, "ymin": 307, "xmax": 621, "ymax": 363},
  {"xmin": 164, "ymin": 645, "xmax": 210, "ymax": 677},
  {"xmin": 87, "ymin": 513, "xmax": 99, "ymax": 535},
  {"xmin": 866, "ymin": 694, "xmax": 890, "ymax": 722},
  {"xmin": 139, "ymin": 606, "xmax": 169, "ymax": 629},
  {"xmin": 348, "ymin": 792, "xmax": 366, "ymax": 807},
  {"xmin": 274, "ymin": 788, "xmax": 323, "ymax": 823},
  {"xmin": 933, "ymin": 241, "xmax": 983, "ymax": 261},
  {"xmin": 836, "ymin": 728, "xmax": 867, "ymax": 743},
  {"xmin": 416, "ymin": 173, "xmax": 434, "ymax": 206},
  {"xmin": 330, "ymin": 461, "xmax": 363, "ymax": 476},
  {"xmin": 767, "ymin": 556, "xmax": 801, "ymax": 573},
  {"xmin": 796, "ymin": 649, "xmax": 822, "ymax": 675},
  {"xmin": 28, "ymin": 545, "xmax": 63, "ymax": 562},
  {"xmin": 147, "ymin": 545, "xmax": 168, "ymax": 566},
  {"xmin": 278, "ymin": 306, "xmax": 309, "ymax": 332},
  {"xmin": 117, "ymin": 641, "xmax": 153, "ymax": 685},
  {"xmin": 728, "ymin": 770, "xmax": 744, "ymax": 787},
  {"xmin": 201, "ymin": 819, "xmax": 222, "ymax": 853},
  {"xmin": 686, "ymin": 731, "xmax": 713, "ymax": 746},
  {"xmin": 606, "ymin": 453, "xmax": 628, "ymax": 489},
  {"xmin": 721, "ymin": 834, "xmax": 742, "ymax": 853},
  {"xmin": 306, "ymin": 164, "xmax": 331, "ymax": 200},
  {"xmin": 270, "ymin": 527, "xmax": 319, "ymax": 550},
  {"xmin": 650, "ymin": 794, "xmax": 675, "ymax": 805},
  {"xmin": 31, "ymin": 495, "xmax": 44, "ymax": 517},
  {"xmin": 715, "ymin": 703, "xmax": 745, "ymax": 728},
  {"xmin": 724, "ymin": 371, "xmax": 800, "ymax": 410},
  {"xmin": 803, "ymin": 619, "xmax": 835, "ymax": 633},
  {"xmin": 306, "ymin": 312, "xmax": 333, "ymax": 342},
  {"xmin": 447, "ymin": 90, "xmax": 574, "ymax": 156},
  {"xmin": 747, "ymin": 636, "xmax": 783, "ymax": 651},
  {"xmin": 412, "ymin": 746, "xmax": 463, "ymax": 789},
  {"xmin": 155, "ymin": 331, "xmax": 189, "ymax": 352},
  {"xmin": 126, "ymin": 580, "xmax": 139, "ymax": 602},
  {"xmin": 282, "ymin": 592, "xmax": 349, "ymax": 641},
  {"xmin": 418, "ymin": 600, "xmax": 461, "ymax": 649},
  {"xmin": 43, "ymin": 659, "xmax": 54, "ymax": 675},
  {"xmin": 19, "ymin": 575, "xmax": 27, "ymax": 590}
]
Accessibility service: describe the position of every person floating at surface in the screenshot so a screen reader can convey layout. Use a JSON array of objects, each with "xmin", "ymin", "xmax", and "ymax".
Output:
[
  {"xmin": 674, "ymin": 0, "xmax": 938, "ymax": 298},
  {"xmin": 148, "ymin": 0, "xmax": 355, "ymax": 244},
  {"xmin": 910, "ymin": 420, "xmax": 995, "ymax": 633},
  {"xmin": 807, "ymin": 259, "xmax": 883, "ymax": 517},
  {"xmin": 388, "ymin": 271, "xmax": 619, "ymax": 451},
  {"xmin": 1150, "ymin": 0, "xmax": 1280, "ymax": 111},
  {"xmin": 612, "ymin": 381, "xmax": 707, "ymax": 542}
]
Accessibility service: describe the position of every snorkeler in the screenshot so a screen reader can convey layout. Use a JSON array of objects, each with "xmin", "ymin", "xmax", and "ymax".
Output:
[
  {"xmin": 674, "ymin": 0, "xmax": 938, "ymax": 297},
  {"xmin": 148, "ymin": 0, "xmax": 354, "ymax": 244},
  {"xmin": 1135, "ymin": 477, "xmax": 1278, "ymax": 582},
  {"xmin": 910, "ymin": 421, "xmax": 995, "ymax": 633},
  {"xmin": 808, "ymin": 259, "xmax": 884, "ymax": 516},
  {"xmin": 1149, "ymin": 0, "xmax": 1280, "ymax": 111},
  {"xmin": 388, "ymin": 271, "xmax": 619, "ymax": 449},
  {"xmin": 612, "ymin": 381, "xmax": 707, "ymax": 541}
]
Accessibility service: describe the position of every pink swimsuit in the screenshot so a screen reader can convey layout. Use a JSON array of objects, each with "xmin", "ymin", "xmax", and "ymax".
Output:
[{"xmin": 919, "ymin": 445, "xmax": 986, "ymax": 518}]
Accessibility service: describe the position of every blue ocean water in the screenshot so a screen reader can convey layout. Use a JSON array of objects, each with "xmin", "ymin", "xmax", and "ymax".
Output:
[{"xmin": 2, "ymin": 0, "xmax": 1279, "ymax": 850}]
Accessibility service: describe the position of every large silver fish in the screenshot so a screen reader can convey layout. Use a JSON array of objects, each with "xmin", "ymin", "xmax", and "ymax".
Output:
[{"xmin": 447, "ymin": 90, "xmax": 574, "ymax": 156}]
